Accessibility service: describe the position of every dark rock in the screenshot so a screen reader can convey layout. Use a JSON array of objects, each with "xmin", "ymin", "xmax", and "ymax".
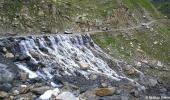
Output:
[
  {"xmin": 0, "ymin": 63, "xmax": 14, "ymax": 83},
  {"xmin": 0, "ymin": 42, "xmax": 5, "ymax": 47},
  {"xmin": 15, "ymin": 54, "xmax": 31, "ymax": 61},
  {"xmin": 0, "ymin": 83, "xmax": 12, "ymax": 92},
  {"xmin": 39, "ymin": 47, "xmax": 48, "ymax": 53},
  {"xmin": 27, "ymin": 61, "xmax": 38, "ymax": 71},
  {"xmin": 31, "ymin": 86, "xmax": 51, "ymax": 95}
]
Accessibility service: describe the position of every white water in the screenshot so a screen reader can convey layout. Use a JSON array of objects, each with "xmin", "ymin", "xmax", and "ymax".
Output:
[
  {"xmin": 16, "ymin": 63, "xmax": 38, "ymax": 79},
  {"xmin": 14, "ymin": 34, "xmax": 147, "ymax": 90}
]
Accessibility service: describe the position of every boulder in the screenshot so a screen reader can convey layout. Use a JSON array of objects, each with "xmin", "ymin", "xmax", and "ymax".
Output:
[
  {"xmin": 0, "ymin": 91, "xmax": 9, "ymax": 98},
  {"xmin": 95, "ymin": 87, "xmax": 116, "ymax": 96}
]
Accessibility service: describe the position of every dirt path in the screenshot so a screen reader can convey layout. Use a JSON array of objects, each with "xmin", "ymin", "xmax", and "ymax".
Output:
[{"xmin": 0, "ymin": 19, "xmax": 160, "ymax": 39}]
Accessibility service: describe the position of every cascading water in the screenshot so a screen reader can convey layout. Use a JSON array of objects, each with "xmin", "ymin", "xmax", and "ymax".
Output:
[
  {"xmin": 0, "ymin": 33, "xmax": 146, "ymax": 99},
  {"xmin": 15, "ymin": 34, "xmax": 124, "ymax": 83}
]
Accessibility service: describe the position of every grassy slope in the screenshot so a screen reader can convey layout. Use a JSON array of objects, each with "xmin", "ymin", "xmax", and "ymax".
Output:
[
  {"xmin": 123, "ymin": 0, "xmax": 161, "ymax": 17},
  {"xmin": 0, "ymin": 0, "xmax": 119, "ymax": 34},
  {"xmin": 91, "ymin": 0, "xmax": 170, "ymax": 85}
]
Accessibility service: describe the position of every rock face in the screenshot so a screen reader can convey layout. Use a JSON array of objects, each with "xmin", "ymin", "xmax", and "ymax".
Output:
[{"xmin": 0, "ymin": 63, "xmax": 14, "ymax": 83}]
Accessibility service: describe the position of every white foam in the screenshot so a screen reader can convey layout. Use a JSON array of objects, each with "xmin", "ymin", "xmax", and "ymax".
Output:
[{"xmin": 16, "ymin": 64, "xmax": 38, "ymax": 79}]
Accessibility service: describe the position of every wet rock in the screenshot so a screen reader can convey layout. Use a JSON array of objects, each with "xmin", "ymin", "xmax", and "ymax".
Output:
[
  {"xmin": 18, "ymin": 85, "xmax": 30, "ymax": 94},
  {"xmin": 101, "ymin": 83, "xmax": 108, "ymax": 88},
  {"xmin": 0, "ymin": 47, "xmax": 7, "ymax": 53},
  {"xmin": 0, "ymin": 91, "xmax": 9, "ymax": 98},
  {"xmin": 12, "ymin": 90, "xmax": 19, "ymax": 95},
  {"xmin": 5, "ymin": 52, "xmax": 14, "ymax": 58},
  {"xmin": 77, "ymin": 61, "xmax": 89, "ymax": 70},
  {"xmin": 160, "ymin": 88, "xmax": 167, "ymax": 93},
  {"xmin": 0, "ymin": 42, "xmax": 5, "ymax": 47},
  {"xmin": 130, "ymin": 89, "xmax": 139, "ymax": 97},
  {"xmin": 56, "ymin": 91, "xmax": 78, "ymax": 100},
  {"xmin": 31, "ymin": 86, "xmax": 51, "ymax": 95},
  {"xmin": 0, "ymin": 83, "xmax": 12, "ymax": 92},
  {"xmin": 124, "ymin": 66, "xmax": 136, "ymax": 75},
  {"xmin": 19, "ymin": 72, "xmax": 28, "ymax": 81},
  {"xmin": 95, "ymin": 87, "xmax": 116, "ymax": 96},
  {"xmin": 89, "ymin": 74, "xmax": 98, "ymax": 80},
  {"xmin": 15, "ymin": 54, "xmax": 31, "ymax": 61},
  {"xmin": 0, "ymin": 63, "xmax": 14, "ymax": 83}
]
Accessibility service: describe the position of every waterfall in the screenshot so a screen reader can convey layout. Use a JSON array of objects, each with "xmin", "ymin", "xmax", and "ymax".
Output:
[{"xmin": 0, "ymin": 33, "xmax": 144, "ymax": 91}]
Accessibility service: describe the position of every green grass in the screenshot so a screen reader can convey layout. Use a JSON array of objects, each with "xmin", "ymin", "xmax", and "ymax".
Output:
[
  {"xmin": 91, "ymin": 32, "xmax": 136, "ymax": 62},
  {"xmin": 123, "ymin": 0, "xmax": 160, "ymax": 18}
]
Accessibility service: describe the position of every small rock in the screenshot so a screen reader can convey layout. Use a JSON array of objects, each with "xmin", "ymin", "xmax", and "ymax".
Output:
[
  {"xmin": 19, "ymin": 85, "xmax": 30, "ymax": 94},
  {"xmin": 101, "ymin": 83, "xmax": 107, "ymax": 88},
  {"xmin": 77, "ymin": 61, "xmax": 89, "ymax": 70},
  {"xmin": 1, "ymin": 47, "xmax": 7, "ymax": 53},
  {"xmin": 157, "ymin": 61, "xmax": 163, "ymax": 67},
  {"xmin": 13, "ymin": 90, "xmax": 19, "ymax": 95},
  {"xmin": 5, "ymin": 52, "xmax": 14, "ymax": 58},
  {"xmin": 130, "ymin": 89, "xmax": 139, "ymax": 97},
  {"xmin": 149, "ymin": 79, "xmax": 157, "ymax": 87},
  {"xmin": 0, "ymin": 91, "xmax": 9, "ymax": 98},
  {"xmin": 125, "ymin": 66, "xmax": 136, "ymax": 75},
  {"xmin": 10, "ymin": 96, "xmax": 14, "ymax": 99},
  {"xmin": 136, "ymin": 62, "xmax": 142, "ymax": 67},
  {"xmin": 19, "ymin": 72, "xmax": 28, "ymax": 81},
  {"xmin": 31, "ymin": 86, "xmax": 51, "ymax": 95},
  {"xmin": 126, "ymin": 68, "xmax": 136, "ymax": 75},
  {"xmin": 95, "ymin": 87, "xmax": 116, "ymax": 96},
  {"xmin": 89, "ymin": 74, "xmax": 98, "ymax": 80},
  {"xmin": 56, "ymin": 91, "xmax": 78, "ymax": 100}
]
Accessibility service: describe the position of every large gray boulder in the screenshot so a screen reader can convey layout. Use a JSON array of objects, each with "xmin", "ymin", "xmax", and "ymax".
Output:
[{"xmin": 0, "ymin": 63, "xmax": 14, "ymax": 83}]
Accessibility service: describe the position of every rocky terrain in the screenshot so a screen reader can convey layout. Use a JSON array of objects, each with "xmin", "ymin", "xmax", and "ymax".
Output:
[{"xmin": 0, "ymin": 0, "xmax": 170, "ymax": 100}]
